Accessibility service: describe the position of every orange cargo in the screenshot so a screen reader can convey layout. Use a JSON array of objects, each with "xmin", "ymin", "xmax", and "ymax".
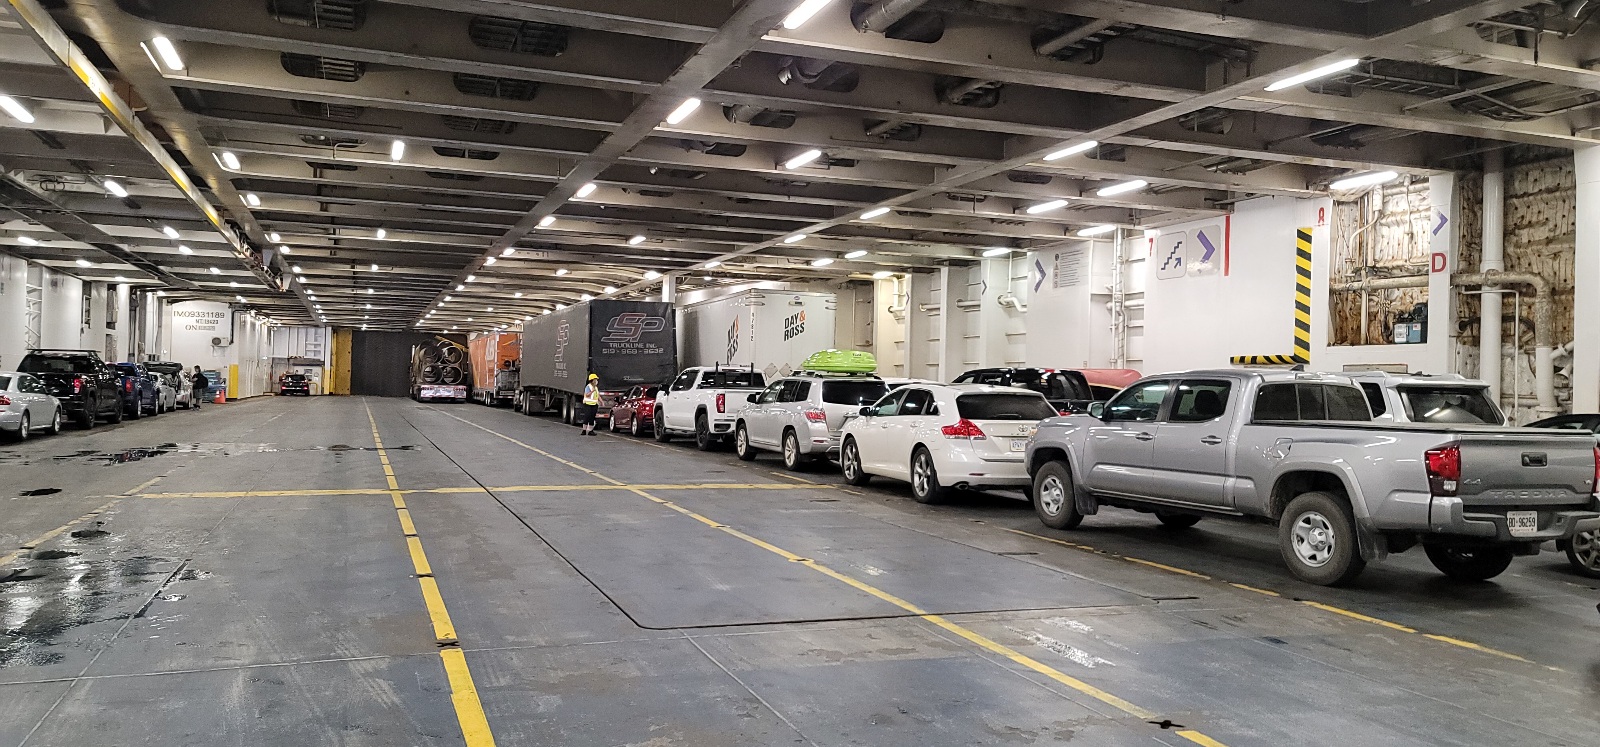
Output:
[{"xmin": 467, "ymin": 332, "xmax": 522, "ymax": 405}]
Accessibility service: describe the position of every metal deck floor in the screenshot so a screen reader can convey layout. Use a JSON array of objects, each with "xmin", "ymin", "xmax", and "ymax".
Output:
[{"xmin": 2, "ymin": 396, "xmax": 1596, "ymax": 746}]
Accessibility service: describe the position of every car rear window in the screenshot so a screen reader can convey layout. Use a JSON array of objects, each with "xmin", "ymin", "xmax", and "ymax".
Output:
[
  {"xmin": 285, "ymin": 374, "xmax": 307, "ymax": 381},
  {"xmin": 113, "ymin": 363, "xmax": 138, "ymax": 374},
  {"xmin": 1399, "ymin": 386, "xmax": 1502, "ymax": 425},
  {"xmin": 957, "ymin": 393, "xmax": 1057, "ymax": 421},
  {"xmin": 699, "ymin": 371, "xmax": 764, "ymax": 388},
  {"xmin": 822, "ymin": 380, "xmax": 888, "ymax": 406},
  {"xmin": 0, "ymin": 375, "xmax": 10, "ymax": 389},
  {"xmin": 20, "ymin": 356, "xmax": 96, "ymax": 374}
]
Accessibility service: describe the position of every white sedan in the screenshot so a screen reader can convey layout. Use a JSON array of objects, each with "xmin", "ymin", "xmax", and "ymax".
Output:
[
  {"xmin": 0, "ymin": 371, "xmax": 65, "ymax": 441},
  {"xmin": 839, "ymin": 384, "xmax": 1057, "ymax": 503}
]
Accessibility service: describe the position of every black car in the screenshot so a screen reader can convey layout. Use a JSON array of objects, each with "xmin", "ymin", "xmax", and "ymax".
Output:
[
  {"xmin": 951, "ymin": 367, "xmax": 1097, "ymax": 414},
  {"xmin": 278, "ymin": 373, "xmax": 312, "ymax": 396},
  {"xmin": 17, "ymin": 349, "xmax": 123, "ymax": 428}
]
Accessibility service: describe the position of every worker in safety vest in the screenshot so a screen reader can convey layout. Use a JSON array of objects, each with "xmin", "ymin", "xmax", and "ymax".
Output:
[{"xmin": 577, "ymin": 373, "xmax": 601, "ymax": 436}]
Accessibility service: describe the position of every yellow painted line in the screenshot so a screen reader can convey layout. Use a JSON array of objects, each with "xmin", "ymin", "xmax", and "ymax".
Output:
[
  {"xmin": 1124, "ymin": 557, "xmax": 1211, "ymax": 580},
  {"xmin": 418, "ymin": 577, "xmax": 459, "ymax": 644},
  {"xmin": 436, "ymin": 410, "xmax": 625, "ymax": 486},
  {"xmin": 450, "ymin": 414, "xmax": 1214, "ymax": 743},
  {"xmin": 0, "ymin": 499, "xmax": 121, "ymax": 567},
  {"xmin": 142, "ymin": 488, "xmax": 398, "ymax": 498},
  {"xmin": 362, "ymin": 400, "xmax": 495, "ymax": 746},
  {"xmin": 1178, "ymin": 730, "xmax": 1231, "ymax": 747},
  {"xmin": 1422, "ymin": 634, "xmax": 1533, "ymax": 663},
  {"xmin": 439, "ymin": 648, "xmax": 495, "ymax": 746},
  {"xmin": 1228, "ymin": 583, "xmax": 1281, "ymax": 597},
  {"xmin": 770, "ymin": 471, "xmax": 818, "ymax": 484},
  {"xmin": 124, "ymin": 476, "xmax": 165, "ymax": 495},
  {"xmin": 1298, "ymin": 601, "xmax": 1416, "ymax": 633}
]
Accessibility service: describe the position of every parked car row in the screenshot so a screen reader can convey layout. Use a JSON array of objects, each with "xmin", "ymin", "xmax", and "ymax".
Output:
[
  {"xmin": 2, "ymin": 349, "xmax": 202, "ymax": 442},
  {"xmin": 583, "ymin": 358, "xmax": 1600, "ymax": 589}
]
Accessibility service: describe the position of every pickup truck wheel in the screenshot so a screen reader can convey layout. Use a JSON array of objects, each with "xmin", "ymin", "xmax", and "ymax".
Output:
[
  {"xmin": 1156, "ymin": 511, "xmax": 1202, "ymax": 529},
  {"xmin": 107, "ymin": 402, "xmax": 123, "ymax": 424},
  {"xmin": 1424, "ymin": 544, "xmax": 1515, "ymax": 582},
  {"xmin": 734, "ymin": 423, "xmax": 758, "ymax": 461},
  {"xmin": 653, "ymin": 411, "xmax": 672, "ymax": 442},
  {"xmin": 126, "ymin": 402, "xmax": 141, "ymax": 420},
  {"xmin": 909, "ymin": 447, "xmax": 946, "ymax": 504},
  {"xmin": 1564, "ymin": 530, "xmax": 1600, "ymax": 579},
  {"xmin": 1032, "ymin": 462, "xmax": 1083, "ymax": 529},
  {"xmin": 76, "ymin": 403, "xmax": 95, "ymax": 429},
  {"xmin": 694, "ymin": 415, "xmax": 717, "ymax": 451},
  {"xmin": 1279, "ymin": 492, "xmax": 1364, "ymax": 586},
  {"xmin": 841, "ymin": 439, "xmax": 870, "ymax": 486}
]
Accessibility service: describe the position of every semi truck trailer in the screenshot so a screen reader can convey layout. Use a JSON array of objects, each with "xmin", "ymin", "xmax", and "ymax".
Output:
[
  {"xmin": 411, "ymin": 337, "xmax": 471, "ymax": 402},
  {"xmin": 518, "ymin": 300, "xmax": 678, "ymax": 425},
  {"xmin": 678, "ymin": 290, "xmax": 837, "ymax": 380},
  {"xmin": 468, "ymin": 331, "xmax": 521, "ymax": 407}
]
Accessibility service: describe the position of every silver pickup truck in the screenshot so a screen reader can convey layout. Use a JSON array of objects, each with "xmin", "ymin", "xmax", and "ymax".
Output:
[{"xmin": 1026, "ymin": 370, "xmax": 1600, "ymax": 585}]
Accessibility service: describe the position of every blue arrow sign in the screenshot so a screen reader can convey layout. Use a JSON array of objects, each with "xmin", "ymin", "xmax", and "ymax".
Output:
[
  {"xmin": 1034, "ymin": 258, "xmax": 1046, "ymax": 292},
  {"xmin": 1433, "ymin": 212, "xmax": 1449, "ymax": 236},
  {"xmin": 1195, "ymin": 229, "xmax": 1218, "ymax": 262}
]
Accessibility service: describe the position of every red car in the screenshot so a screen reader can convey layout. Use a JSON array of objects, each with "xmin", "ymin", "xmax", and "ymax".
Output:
[{"xmin": 609, "ymin": 384, "xmax": 661, "ymax": 437}]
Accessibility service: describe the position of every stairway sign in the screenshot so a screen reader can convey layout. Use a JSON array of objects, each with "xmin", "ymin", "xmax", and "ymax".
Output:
[{"xmin": 1155, "ymin": 232, "xmax": 1186, "ymax": 280}]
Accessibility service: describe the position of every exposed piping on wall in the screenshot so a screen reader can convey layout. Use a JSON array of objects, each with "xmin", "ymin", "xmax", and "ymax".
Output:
[
  {"xmin": 1034, "ymin": 19, "xmax": 1117, "ymax": 56},
  {"xmin": 1480, "ymin": 148, "xmax": 1505, "ymax": 405},
  {"xmin": 855, "ymin": 0, "xmax": 932, "ymax": 33}
]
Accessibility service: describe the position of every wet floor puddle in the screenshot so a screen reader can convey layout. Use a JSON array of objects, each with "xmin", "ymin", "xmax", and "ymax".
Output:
[{"xmin": 0, "ymin": 554, "xmax": 194, "ymax": 669}]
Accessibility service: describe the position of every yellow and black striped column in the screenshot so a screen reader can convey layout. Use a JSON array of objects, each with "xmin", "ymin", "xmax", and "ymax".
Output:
[{"xmin": 1231, "ymin": 227, "xmax": 1313, "ymax": 366}]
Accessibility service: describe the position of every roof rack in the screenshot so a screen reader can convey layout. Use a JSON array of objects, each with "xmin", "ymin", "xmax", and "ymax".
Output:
[
  {"xmin": 26, "ymin": 349, "xmax": 102, "ymax": 355},
  {"xmin": 793, "ymin": 370, "xmax": 882, "ymax": 379}
]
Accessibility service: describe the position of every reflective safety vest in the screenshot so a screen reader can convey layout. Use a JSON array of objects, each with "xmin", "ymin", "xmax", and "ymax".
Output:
[{"xmin": 582, "ymin": 383, "xmax": 600, "ymax": 406}]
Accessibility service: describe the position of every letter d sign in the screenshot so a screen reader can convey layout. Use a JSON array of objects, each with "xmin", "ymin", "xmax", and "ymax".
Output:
[{"xmin": 1431, "ymin": 252, "xmax": 1447, "ymax": 273}]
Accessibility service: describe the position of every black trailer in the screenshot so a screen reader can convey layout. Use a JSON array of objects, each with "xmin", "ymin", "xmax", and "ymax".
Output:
[{"xmin": 517, "ymin": 300, "xmax": 677, "ymax": 424}]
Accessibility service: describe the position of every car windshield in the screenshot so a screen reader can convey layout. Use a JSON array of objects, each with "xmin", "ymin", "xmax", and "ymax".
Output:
[
  {"xmin": 19, "ymin": 356, "xmax": 96, "ymax": 374},
  {"xmin": 957, "ymin": 393, "xmax": 1057, "ymax": 420},
  {"xmin": 699, "ymin": 370, "xmax": 764, "ymax": 388},
  {"xmin": 1399, "ymin": 386, "xmax": 1502, "ymax": 424},
  {"xmin": 822, "ymin": 380, "xmax": 888, "ymax": 406}
]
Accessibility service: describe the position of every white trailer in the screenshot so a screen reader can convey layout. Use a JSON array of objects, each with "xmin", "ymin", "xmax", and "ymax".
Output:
[{"xmin": 678, "ymin": 290, "xmax": 837, "ymax": 380}]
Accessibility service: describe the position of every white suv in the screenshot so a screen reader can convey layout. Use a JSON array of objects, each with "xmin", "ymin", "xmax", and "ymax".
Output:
[
  {"xmin": 839, "ymin": 384, "xmax": 1057, "ymax": 503},
  {"xmin": 733, "ymin": 373, "xmax": 890, "ymax": 470}
]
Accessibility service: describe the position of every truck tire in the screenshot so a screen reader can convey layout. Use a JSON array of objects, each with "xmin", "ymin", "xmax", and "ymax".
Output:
[
  {"xmin": 909, "ymin": 447, "xmax": 947, "ymax": 504},
  {"xmin": 107, "ymin": 400, "xmax": 123, "ymax": 424},
  {"xmin": 126, "ymin": 400, "xmax": 141, "ymax": 420},
  {"xmin": 840, "ymin": 438, "xmax": 870, "ymax": 486},
  {"xmin": 1156, "ymin": 511, "xmax": 1201, "ymax": 529},
  {"xmin": 1279, "ymin": 492, "xmax": 1365, "ymax": 586},
  {"xmin": 1032, "ymin": 461, "xmax": 1083, "ymax": 530},
  {"xmin": 654, "ymin": 411, "xmax": 672, "ymax": 442},
  {"xmin": 694, "ymin": 414, "xmax": 717, "ymax": 451},
  {"xmin": 734, "ymin": 423, "xmax": 758, "ymax": 461},
  {"xmin": 1563, "ymin": 530, "xmax": 1600, "ymax": 579},
  {"xmin": 77, "ymin": 403, "xmax": 95, "ymax": 429},
  {"xmin": 1424, "ymin": 544, "xmax": 1515, "ymax": 582}
]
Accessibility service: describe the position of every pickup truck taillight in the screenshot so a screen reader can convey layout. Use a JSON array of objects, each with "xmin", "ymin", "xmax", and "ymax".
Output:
[
  {"xmin": 1425, "ymin": 444, "xmax": 1461, "ymax": 497},
  {"xmin": 716, "ymin": 393, "xmax": 726, "ymax": 413},
  {"xmin": 73, "ymin": 376, "xmax": 84, "ymax": 394},
  {"xmin": 942, "ymin": 419, "xmax": 987, "ymax": 439},
  {"xmin": 803, "ymin": 409, "xmax": 827, "ymax": 423},
  {"xmin": 124, "ymin": 379, "xmax": 134, "ymax": 393}
]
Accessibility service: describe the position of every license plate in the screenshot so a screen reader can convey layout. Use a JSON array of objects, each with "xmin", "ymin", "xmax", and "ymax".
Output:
[
  {"xmin": 1010, "ymin": 439, "xmax": 1027, "ymax": 452},
  {"xmin": 1506, "ymin": 510, "xmax": 1539, "ymax": 537}
]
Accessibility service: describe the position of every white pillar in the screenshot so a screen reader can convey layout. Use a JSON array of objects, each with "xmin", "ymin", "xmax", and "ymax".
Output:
[
  {"xmin": 1426, "ymin": 173, "xmax": 1458, "ymax": 375},
  {"xmin": 1480, "ymin": 149, "xmax": 1504, "ymax": 403},
  {"xmin": 1573, "ymin": 147, "xmax": 1600, "ymax": 412},
  {"xmin": 660, "ymin": 274, "xmax": 676, "ymax": 304},
  {"xmin": 934, "ymin": 267, "xmax": 964, "ymax": 380}
]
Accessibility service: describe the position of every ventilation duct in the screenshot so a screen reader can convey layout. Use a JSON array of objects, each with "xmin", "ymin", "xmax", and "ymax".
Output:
[
  {"xmin": 441, "ymin": 116, "xmax": 519, "ymax": 135},
  {"xmin": 432, "ymin": 147, "xmax": 500, "ymax": 160},
  {"xmin": 723, "ymin": 105, "xmax": 797, "ymax": 129},
  {"xmin": 290, "ymin": 100, "xmax": 363, "ymax": 119},
  {"xmin": 300, "ymin": 134, "xmax": 365, "ymax": 148},
  {"xmin": 651, "ymin": 168, "xmax": 707, "ymax": 180},
  {"xmin": 851, "ymin": 0, "xmax": 944, "ymax": 42},
  {"xmin": 1086, "ymin": 143, "xmax": 1126, "ymax": 161},
  {"xmin": 778, "ymin": 57, "xmax": 860, "ymax": 93},
  {"xmin": 468, "ymin": 16, "xmax": 569, "ymax": 56},
  {"xmin": 307, "ymin": 161, "xmax": 359, "ymax": 171},
  {"xmin": 1178, "ymin": 107, "xmax": 1233, "ymax": 135},
  {"xmin": 681, "ymin": 140, "xmax": 748, "ymax": 157},
  {"xmin": 1032, "ymin": 19, "xmax": 1130, "ymax": 62},
  {"xmin": 452, "ymin": 73, "xmax": 540, "ymax": 101},
  {"xmin": 864, "ymin": 120, "xmax": 921, "ymax": 141},
  {"xmin": 281, "ymin": 53, "xmax": 365, "ymax": 82},
  {"xmin": 936, "ymin": 77, "xmax": 1003, "ymax": 107},
  {"xmin": 426, "ymin": 172, "xmax": 484, "ymax": 181},
  {"xmin": 1006, "ymin": 171, "xmax": 1052, "ymax": 185},
  {"xmin": 268, "ymin": 0, "xmax": 368, "ymax": 31}
]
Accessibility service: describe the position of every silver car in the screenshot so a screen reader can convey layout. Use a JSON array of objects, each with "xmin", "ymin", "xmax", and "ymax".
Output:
[
  {"xmin": 734, "ymin": 373, "xmax": 890, "ymax": 470},
  {"xmin": 147, "ymin": 372, "xmax": 178, "ymax": 414},
  {"xmin": 0, "ymin": 371, "xmax": 65, "ymax": 440}
]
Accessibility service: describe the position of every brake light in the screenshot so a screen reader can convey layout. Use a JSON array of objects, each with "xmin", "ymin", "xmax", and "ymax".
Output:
[
  {"xmin": 125, "ymin": 379, "xmax": 134, "ymax": 393},
  {"xmin": 0, "ymin": 395, "xmax": 9, "ymax": 406},
  {"xmin": 72, "ymin": 376, "xmax": 83, "ymax": 394},
  {"xmin": 804, "ymin": 409, "xmax": 827, "ymax": 423},
  {"xmin": 716, "ymin": 393, "xmax": 726, "ymax": 413},
  {"xmin": 1425, "ymin": 444, "xmax": 1461, "ymax": 497},
  {"xmin": 941, "ymin": 418, "xmax": 987, "ymax": 439}
]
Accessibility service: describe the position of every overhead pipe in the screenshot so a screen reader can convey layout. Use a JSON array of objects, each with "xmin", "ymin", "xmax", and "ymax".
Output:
[
  {"xmin": 1453, "ymin": 270, "xmax": 1558, "ymax": 418},
  {"xmin": 1034, "ymin": 19, "xmax": 1117, "ymax": 56},
  {"xmin": 855, "ymin": 0, "xmax": 932, "ymax": 33},
  {"xmin": 1481, "ymin": 149, "xmax": 1505, "ymax": 406}
]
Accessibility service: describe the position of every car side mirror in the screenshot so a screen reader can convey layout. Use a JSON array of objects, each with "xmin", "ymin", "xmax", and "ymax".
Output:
[
  {"xmin": 746, "ymin": 393, "xmax": 759, "ymax": 403},
  {"xmin": 1087, "ymin": 402, "xmax": 1106, "ymax": 419},
  {"xmin": 859, "ymin": 406, "xmax": 874, "ymax": 417}
]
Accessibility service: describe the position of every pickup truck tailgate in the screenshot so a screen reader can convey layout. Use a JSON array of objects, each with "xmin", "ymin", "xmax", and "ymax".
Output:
[{"xmin": 1456, "ymin": 432, "xmax": 1596, "ymax": 506}]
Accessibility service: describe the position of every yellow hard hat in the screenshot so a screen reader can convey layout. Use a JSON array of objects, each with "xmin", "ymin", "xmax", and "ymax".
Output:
[{"xmin": 588, "ymin": 373, "xmax": 599, "ymax": 380}]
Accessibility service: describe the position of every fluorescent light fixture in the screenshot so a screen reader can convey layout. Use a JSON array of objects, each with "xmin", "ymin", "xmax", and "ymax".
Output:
[
  {"xmin": 704, "ymin": 260, "xmax": 720, "ymax": 268},
  {"xmin": 367, "ymin": 288, "xmax": 374, "ymax": 294},
  {"xmin": 665, "ymin": 97, "xmax": 701, "ymax": 125},
  {"xmin": 237, "ymin": 296, "xmax": 247, "ymax": 303},
  {"xmin": 75, "ymin": 258, "xmax": 92, "ymax": 267},
  {"xmin": 982, "ymin": 247, "xmax": 1012, "ymax": 257},
  {"xmin": 872, "ymin": 270, "xmax": 893, "ymax": 279},
  {"xmin": 1025, "ymin": 199, "xmax": 1068, "ymax": 214},
  {"xmin": 1096, "ymin": 179, "xmax": 1147, "ymax": 197},
  {"xmin": 844, "ymin": 250, "xmax": 867, "ymax": 259},
  {"xmin": 1078, "ymin": 224, "xmax": 1117, "ymax": 237},
  {"xmin": 484, "ymin": 256, "xmax": 497, "ymax": 265},
  {"xmin": 156, "ymin": 290, "xmax": 166, "ymax": 297},
  {"xmin": 784, "ymin": 149, "xmax": 823, "ymax": 170},
  {"xmin": 375, "ymin": 228, "xmax": 387, "ymax": 240},
  {"xmin": 501, "ymin": 247, "xmax": 515, "ymax": 256},
  {"xmin": 543, "ymin": 309, "xmax": 551, "ymax": 315},
  {"xmin": 389, "ymin": 140, "xmax": 405, "ymax": 161},
  {"xmin": 208, "ymin": 266, "xmax": 221, "ymax": 274},
  {"xmin": 292, "ymin": 265, "xmax": 303, "ymax": 273},
  {"xmin": 1264, "ymin": 58, "xmax": 1362, "ymax": 92},
  {"xmin": 178, "ymin": 244, "xmax": 193, "ymax": 255},
  {"xmin": 17, "ymin": 236, "xmax": 38, "ymax": 246},
  {"xmin": 103, "ymin": 179, "xmax": 128, "ymax": 198},
  {"xmin": 859, "ymin": 206, "xmax": 890, "ymax": 219},
  {"xmin": 574, "ymin": 182, "xmax": 597, "ymax": 199},
  {"xmin": 268, "ymin": 232, "xmax": 281, "ymax": 242},
  {"xmin": 810, "ymin": 258, "xmax": 834, "ymax": 267},
  {"xmin": 150, "ymin": 36, "xmax": 184, "ymax": 71},
  {"xmin": 538, "ymin": 215, "xmax": 556, "ymax": 227},
  {"xmin": 1043, "ymin": 140, "xmax": 1097, "ymax": 161},
  {"xmin": 219, "ymin": 151, "xmax": 240, "ymax": 170},
  {"xmin": 556, "ymin": 303, "xmax": 566, "ymax": 310},
  {"xmin": 1144, "ymin": 228, "xmax": 1162, "ymax": 238},
  {"xmin": 643, "ymin": 270, "xmax": 661, "ymax": 280},
  {"xmin": 244, "ymin": 192, "xmax": 261, "ymax": 207},
  {"xmin": 1329, "ymin": 170, "xmax": 1399, "ymax": 191},
  {"xmin": 456, "ymin": 284, "xmax": 465, "ymax": 291},
  {"xmin": 115, "ymin": 275, "xmax": 128, "ymax": 282},
  {"xmin": 513, "ymin": 292, "xmax": 523, "ymax": 298},
  {"xmin": 161, "ymin": 225, "xmax": 181, "ymax": 239},
  {"xmin": 467, "ymin": 275, "xmax": 478, "ymax": 282},
  {"xmin": 580, "ymin": 293, "xmax": 593, "ymax": 301},
  {"xmin": 782, "ymin": 0, "xmax": 833, "ymax": 29},
  {"xmin": 628, "ymin": 235, "xmax": 646, "ymax": 245},
  {"xmin": 603, "ymin": 286, "xmax": 617, "ymax": 294},
  {"xmin": 278, "ymin": 245, "xmax": 290, "ymax": 255},
  {"xmin": 783, "ymin": 233, "xmax": 807, "ymax": 244},
  {"xmin": 485, "ymin": 306, "xmax": 493, "ymax": 312},
  {"xmin": 0, "ymin": 96, "xmax": 35, "ymax": 124},
  {"xmin": 229, "ymin": 280, "xmax": 239, "ymax": 288},
  {"xmin": 555, "ymin": 268, "xmax": 569, "ymax": 276}
]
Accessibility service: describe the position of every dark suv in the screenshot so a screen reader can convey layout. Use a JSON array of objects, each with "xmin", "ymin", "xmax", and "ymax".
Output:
[
  {"xmin": 17, "ymin": 349, "xmax": 123, "ymax": 428},
  {"xmin": 278, "ymin": 373, "xmax": 311, "ymax": 396},
  {"xmin": 951, "ymin": 367, "xmax": 1098, "ymax": 414}
]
